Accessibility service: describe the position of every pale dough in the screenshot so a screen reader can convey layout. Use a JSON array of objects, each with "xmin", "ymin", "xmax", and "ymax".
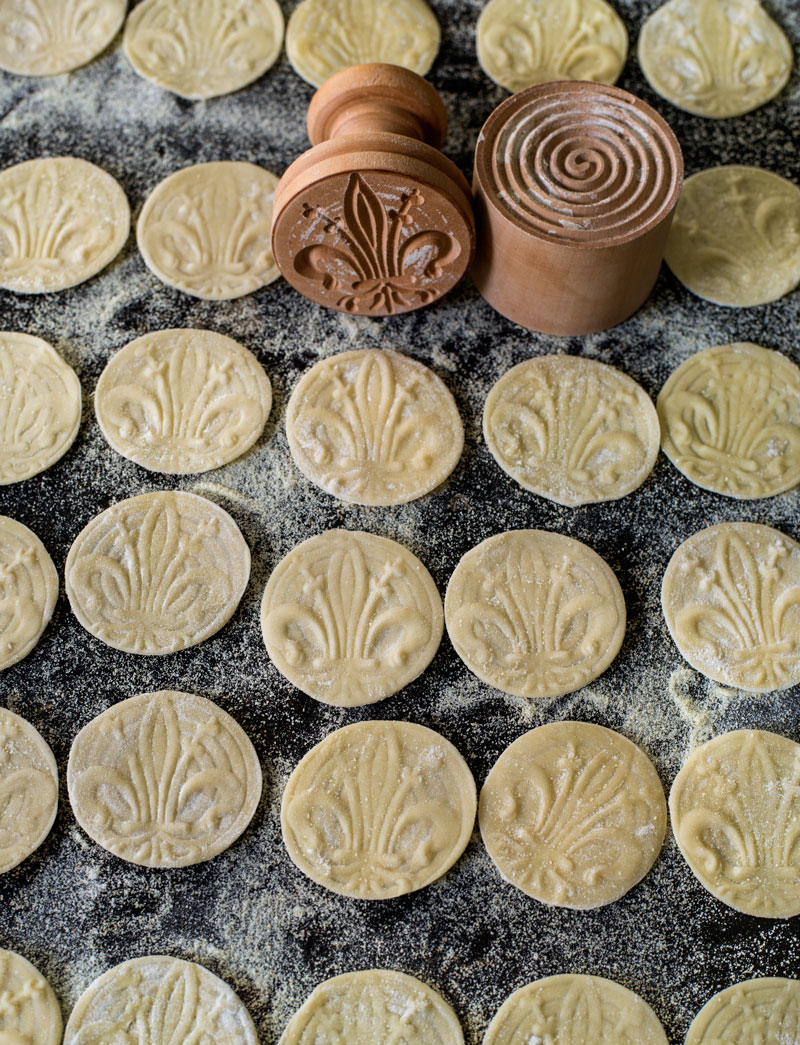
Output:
[
  {"xmin": 0, "ymin": 948, "xmax": 61, "ymax": 1044},
  {"xmin": 638, "ymin": 0, "xmax": 793, "ymax": 119},
  {"xmin": 0, "ymin": 156, "xmax": 130, "ymax": 293},
  {"xmin": 477, "ymin": 0, "xmax": 627, "ymax": 93},
  {"xmin": 669, "ymin": 729, "xmax": 800, "ymax": 918},
  {"xmin": 64, "ymin": 955, "xmax": 259, "ymax": 1044},
  {"xmin": 484, "ymin": 355, "xmax": 659, "ymax": 506},
  {"xmin": 658, "ymin": 342, "xmax": 800, "ymax": 499},
  {"xmin": 664, "ymin": 165, "xmax": 800, "ymax": 307},
  {"xmin": 484, "ymin": 974, "xmax": 669, "ymax": 1045},
  {"xmin": 0, "ymin": 331, "xmax": 82, "ymax": 484},
  {"xmin": 68, "ymin": 690, "xmax": 262, "ymax": 868},
  {"xmin": 95, "ymin": 328, "xmax": 272, "ymax": 474},
  {"xmin": 479, "ymin": 721, "xmax": 666, "ymax": 909},
  {"xmin": 686, "ymin": 977, "xmax": 800, "ymax": 1044},
  {"xmin": 280, "ymin": 970, "xmax": 464, "ymax": 1044},
  {"xmin": 0, "ymin": 515, "xmax": 58, "ymax": 671},
  {"xmin": 281, "ymin": 720, "xmax": 476, "ymax": 899},
  {"xmin": 661, "ymin": 522, "xmax": 800, "ymax": 692},
  {"xmin": 65, "ymin": 490, "xmax": 250, "ymax": 655},
  {"xmin": 137, "ymin": 161, "xmax": 280, "ymax": 300},
  {"xmin": 124, "ymin": 0, "xmax": 284, "ymax": 100},
  {"xmin": 261, "ymin": 529, "xmax": 443, "ymax": 706},
  {"xmin": 286, "ymin": 348, "xmax": 463, "ymax": 506},
  {"xmin": 286, "ymin": 0, "xmax": 440, "ymax": 88},
  {"xmin": 445, "ymin": 529, "xmax": 625, "ymax": 699},
  {"xmin": 0, "ymin": 707, "xmax": 58, "ymax": 874},
  {"xmin": 0, "ymin": 0, "xmax": 125, "ymax": 76}
]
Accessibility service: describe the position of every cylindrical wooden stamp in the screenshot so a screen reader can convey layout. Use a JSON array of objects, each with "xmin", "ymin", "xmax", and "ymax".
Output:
[
  {"xmin": 272, "ymin": 64, "xmax": 475, "ymax": 316},
  {"xmin": 472, "ymin": 81, "xmax": 683, "ymax": 335}
]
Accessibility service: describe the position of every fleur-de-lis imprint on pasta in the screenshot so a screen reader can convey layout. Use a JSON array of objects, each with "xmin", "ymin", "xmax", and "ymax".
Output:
[
  {"xmin": 295, "ymin": 174, "xmax": 460, "ymax": 314},
  {"xmin": 284, "ymin": 725, "xmax": 465, "ymax": 897},
  {"xmin": 0, "ymin": 0, "xmax": 124, "ymax": 73},
  {"xmin": 0, "ymin": 760, "xmax": 56, "ymax": 868},
  {"xmin": 676, "ymin": 732, "xmax": 800, "ymax": 917},
  {"xmin": 675, "ymin": 532, "xmax": 800, "ymax": 689}
]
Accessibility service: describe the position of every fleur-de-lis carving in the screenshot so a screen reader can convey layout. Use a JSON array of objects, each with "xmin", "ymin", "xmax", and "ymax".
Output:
[
  {"xmin": 0, "ymin": 0, "xmax": 126, "ymax": 75},
  {"xmin": 671, "ymin": 730, "xmax": 800, "ymax": 918},
  {"xmin": 68, "ymin": 691, "xmax": 261, "ymax": 867},
  {"xmin": 686, "ymin": 978, "xmax": 800, "ymax": 1043},
  {"xmin": 282, "ymin": 722, "xmax": 475, "ymax": 899},
  {"xmin": 0, "ymin": 517, "xmax": 58, "ymax": 672},
  {"xmin": 294, "ymin": 174, "xmax": 460, "ymax": 314}
]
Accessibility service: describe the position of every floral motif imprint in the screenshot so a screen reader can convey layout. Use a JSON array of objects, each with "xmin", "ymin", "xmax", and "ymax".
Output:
[
  {"xmin": 484, "ymin": 355, "xmax": 659, "ymax": 506},
  {"xmin": 664, "ymin": 165, "xmax": 800, "ymax": 307},
  {"xmin": 65, "ymin": 490, "xmax": 250, "ymax": 655},
  {"xmin": 281, "ymin": 721, "xmax": 476, "ymax": 899},
  {"xmin": 445, "ymin": 530, "xmax": 625, "ymax": 699},
  {"xmin": 479, "ymin": 722, "xmax": 666, "ymax": 908},
  {"xmin": 476, "ymin": 0, "xmax": 627, "ymax": 93},
  {"xmin": 686, "ymin": 977, "xmax": 800, "ymax": 1044},
  {"xmin": 63, "ymin": 956, "xmax": 259, "ymax": 1044},
  {"xmin": 0, "ymin": 515, "xmax": 58, "ymax": 671},
  {"xmin": 124, "ymin": 0, "xmax": 284, "ymax": 99},
  {"xmin": 292, "ymin": 174, "xmax": 461, "ymax": 315},
  {"xmin": 95, "ymin": 329, "xmax": 272, "ymax": 474},
  {"xmin": 638, "ymin": 0, "xmax": 793, "ymax": 119},
  {"xmin": 68, "ymin": 691, "xmax": 262, "ymax": 867},
  {"xmin": 484, "ymin": 974, "xmax": 668, "ymax": 1045},
  {"xmin": 280, "ymin": 970, "xmax": 464, "ymax": 1044},
  {"xmin": 0, "ymin": 948, "xmax": 62, "ymax": 1043},
  {"xmin": 137, "ymin": 162, "xmax": 279, "ymax": 300},
  {"xmin": 662, "ymin": 522, "xmax": 800, "ymax": 691},
  {"xmin": 0, "ymin": 331, "xmax": 82, "ymax": 484},
  {"xmin": 286, "ymin": 0, "xmax": 439, "ymax": 87},
  {"xmin": 261, "ymin": 530, "xmax": 443, "ymax": 705},
  {"xmin": 658, "ymin": 343, "xmax": 800, "ymax": 498},
  {"xmin": 0, "ymin": 157, "xmax": 130, "ymax": 293},
  {"xmin": 0, "ymin": 707, "xmax": 58, "ymax": 874},
  {"xmin": 0, "ymin": 0, "xmax": 126, "ymax": 76},
  {"xmin": 286, "ymin": 349, "xmax": 463, "ymax": 505},
  {"xmin": 670, "ymin": 729, "xmax": 800, "ymax": 918}
]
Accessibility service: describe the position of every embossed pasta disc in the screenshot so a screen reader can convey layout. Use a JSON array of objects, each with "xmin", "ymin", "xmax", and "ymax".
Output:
[
  {"xmin": 476, "ymin": 0, "xmax": 627, "ymax": 93},
  {"xmin": 124, "ymin": 0, "xmax": 284, "ymax": 100},
  {"xmin": 476, "ymin": 81, "xmax": 683, "ymax": 247},
  {"xmin": 95, "ymin": 329, "xmax": 272, "ymax": 474},
  {"xmin": 669, "ymin": 729, "xmax": 800, "ymax": 918},
  {"xmin": 661, "ymin": 522, "xmax": 800, "ymax": 692},
  {"xmin": 0, "ymin": 0, "xmax": 126, "ymax": 76},
  {"xmin": 664, "ymin": 165, "xmax": 800, "ymax": 306},
  {"xmin": 286, "ymin": 0, "xmax": 440, "ymax": 87},
  {"xmin": 638, "ymin": 0, "xmax": 793, "ymax": 119},
  {"xmin": 484, "ymin": 974, "xmax": 669, "ymax": 1044},
  {"xmin": 280, "ymin": 969, "xmax": 464, "ymax": 1044},
  {"xmin": 137, "ymin": 161, "xmax": 280, "ymax": 300},
  {"xmin": 0, "ymin": 157, "xmax": 130, "ymax": 293},
  {"xmin": 261, "ymin": 529, "xmax": 443, "ymax": 706},
  {"xmin": 0, "ymin": 948, "xmax": 61, "ymax": 1044},
  {"xmin": 0, "ymin": 708, "xmax": 58, "ymax": 874},
  {"xmin": 64, "ymin": 955, "xmax": 259, "ymax": 1044},
  {"xmin": 686, "ymin": 977, "xmax": 800, "ymax": 1044},
  {"xmin": 286, "ymin": 349, "xmax": 463, "ymax": 505},
  {"xmin": 479, "ymin": 721, "xmax": 666, "ymax": 909},
  {"xmin": 281, "ymin": 720, "xmax": 476, "ymax": 899},
  {"xmin": 68, "ymin": 690, "xmax": 262, "ymax": 868},
  {"xmin": 658, "ymin": 343, "xmax": 800, "ymax": 499},
  {"xmin": 0, "ymin": 331, "xmax": 82, "ymax": 484},
  {"xmin": 0, "ymin": 516, "xmax": 58, "ymax": 671},
  {"xmin": 65, "ymin": 490, "xmax": 250, "ymax": 655},
  {"xmin": 484, "ymin": 355, "xmax": 659, "ymax": 506},
  {"xmin": 445, "ymin": 530, "xmax": 625, "ymax": 699}
]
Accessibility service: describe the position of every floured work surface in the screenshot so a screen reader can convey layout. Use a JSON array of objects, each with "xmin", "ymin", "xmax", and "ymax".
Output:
[{"xmin": 0, "ymin": 1, "xmax": 798, "ymax": 1042}]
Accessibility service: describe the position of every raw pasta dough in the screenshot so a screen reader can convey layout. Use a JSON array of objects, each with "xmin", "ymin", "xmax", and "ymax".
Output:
[
  {"xmin": 124, "ymin": 0, "xmax": 284, "ymax": 99},
  {"xmin": 0, "ymin": 948, "xmax": 61, "ymax": 1043},
  {"xmin": 477, "ymin": 0, "xmax": 627, "ymax": 93},
  {"xmin": 0, "ymin": 707, "xmax": 58, "ymax": 873},
  {"xmin": 0, "ymin": 515, "xmax": 58, "ymax": 671},
  {"xmin": 0, "ymin": 0, "xmax": 125, "ymax": 76},
  {"xmin": 639, "ymin": 0, "xmax": 793, "ymax": 118},
  {"xmin": 686, "ymin": 977, "xmax": 800, "ymax": 1044}
]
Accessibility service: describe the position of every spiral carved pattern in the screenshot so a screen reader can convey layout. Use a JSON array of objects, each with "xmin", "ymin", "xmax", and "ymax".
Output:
[{"xmin": 480, "ymin": 82, "xmax": 682, "ymax": 244}]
